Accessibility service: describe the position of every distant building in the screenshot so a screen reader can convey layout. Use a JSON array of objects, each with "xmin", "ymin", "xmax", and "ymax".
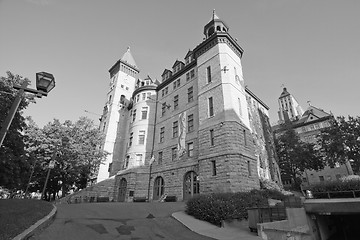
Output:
[
  {"xmin": 95, "ymin": 11, "xmax": 282, "ymax": 202},
  {"xmin": 272, "ymin": 88, "xmax": 353, "ymax": 188}
]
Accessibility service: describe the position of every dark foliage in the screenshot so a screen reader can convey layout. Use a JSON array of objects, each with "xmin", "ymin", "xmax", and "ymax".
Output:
[{"xmin": 185, "ymin": 189, "xmax": 285, "ymax": 226}]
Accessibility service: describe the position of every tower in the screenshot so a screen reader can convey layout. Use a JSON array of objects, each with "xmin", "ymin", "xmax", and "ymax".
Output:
[
  {"xmin": 195, "ymin": 10, "xmax": 259, "ymax": 192},
  {"xmin": 277, "ymin": 87, "xmax": 304, "ymax": 123},
  {"xmin": 97, "ymin": 47, "xmax": 139, "ymax": 183}
]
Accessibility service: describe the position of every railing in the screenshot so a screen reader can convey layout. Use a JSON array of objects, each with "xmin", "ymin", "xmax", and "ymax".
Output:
[{"xmin": 309, "ymin": 190, "xmax": 360, "ymax": 199}]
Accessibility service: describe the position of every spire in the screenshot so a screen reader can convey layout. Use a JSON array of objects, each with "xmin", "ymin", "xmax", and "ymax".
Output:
[
  {"xmin": 120, "ymin": 46, "xmax": 138, "ymax": 69},
  {"xmin": 204, "ymin": 10, "xmax": 229, "ymax": 39},
  {"xmin": 213, "ymin": 9, "xmax": 219, "ymax": 20}
]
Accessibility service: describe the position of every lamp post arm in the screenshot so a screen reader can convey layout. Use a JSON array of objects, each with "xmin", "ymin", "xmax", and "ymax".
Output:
[{"xmin": 0, "ymin": 82, "xmax": 28, "ymax": 147}]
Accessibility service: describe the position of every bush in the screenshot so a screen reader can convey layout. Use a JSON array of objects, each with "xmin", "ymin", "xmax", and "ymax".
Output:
[
  {"xmin": 185, "ymin": 189, "xmax": 285, "ymax": 226},
  {"xmin": 309, "ymin": 177, "xmax": 360, "ymax": 198}
]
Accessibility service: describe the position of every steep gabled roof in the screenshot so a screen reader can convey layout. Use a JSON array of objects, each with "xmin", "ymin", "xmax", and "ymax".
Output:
[
  {"xmin": 161, "ymin": 69, "xmax": 172, "ymax": 76},
  {"xmin": 300, "ymin": 106, "xmax": 331, "ymax": 123},
  {"xmin": 172, "ymin": 60, "xmax": 184, "ymax": 68},
  {"xmin": 184, "ymin": 49, "xmax": 193, "ymax": 58},
  {"xmin": 279, "ymin": 87, "xmax": 290, "ymax": 98}
]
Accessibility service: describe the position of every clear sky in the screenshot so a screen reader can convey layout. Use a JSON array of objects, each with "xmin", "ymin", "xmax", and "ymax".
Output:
[{"xmin": 1, "ymin": 0, "xmax": 359, "ymax": 127}]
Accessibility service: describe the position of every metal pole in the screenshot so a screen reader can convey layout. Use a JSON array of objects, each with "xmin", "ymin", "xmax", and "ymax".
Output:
[
  {"xmin": 0, "ymin": 82, "xmax": 28, "ymax": 147},
  {"xmin": 41, "ymin": 166, "xmax": 52, "ymax": 200},
  {"xmin": 24, "ymin": 159, "xmax": 36, "ymax": 198},
  {"xmin": 147, "ymin": 163, "xmax": 152, "ymax": 201}
]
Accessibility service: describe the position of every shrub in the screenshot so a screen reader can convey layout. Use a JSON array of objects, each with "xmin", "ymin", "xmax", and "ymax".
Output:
[
  {"xmin": 309, "ymin": 177, "xmax": 360, "ymax": 198},
  {"xmin": 260, "ymin": 177, "xmax": 293, "ymax": 196},
  {"xmin": 186, "ymin": 189, "xmax": 285, "ymax": 226}
]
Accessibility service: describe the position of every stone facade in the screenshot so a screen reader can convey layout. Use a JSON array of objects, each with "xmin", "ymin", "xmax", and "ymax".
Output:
[{"xmin": 94, "ymin": 11, "xmax": 281, "ymax": 202}]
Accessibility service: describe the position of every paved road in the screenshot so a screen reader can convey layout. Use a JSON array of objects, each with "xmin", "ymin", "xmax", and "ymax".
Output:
[{"xmin": 30, "ymin": 202, "xmax": 214, "ymax": 240}]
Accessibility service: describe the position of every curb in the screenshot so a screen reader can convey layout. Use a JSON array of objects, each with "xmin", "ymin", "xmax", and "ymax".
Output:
[{"xmin": 12, "ymin": 204, "xmax": 57, "ymax": 240}]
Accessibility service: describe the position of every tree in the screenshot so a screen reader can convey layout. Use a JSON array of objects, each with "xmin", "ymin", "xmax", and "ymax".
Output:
[
  {"xmin": 0, "ymin": 71, "xmax": 35, "ymax": 190},
  {"xmin": 318, "ymin": 116, "xmax": 360, "ymax": 174},
  {"xmin": 24, "ymin": 117, "xmax": 107, "ymax": 200},
  {"xmin": 275, "ymin": 127, "xmax": 324, "ymax": 189}
]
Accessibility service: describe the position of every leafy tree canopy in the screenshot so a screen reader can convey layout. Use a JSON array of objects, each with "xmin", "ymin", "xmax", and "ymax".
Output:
[
  {"xmin": 0, "ymin": 71, "xmax": 35, "ymax": 189},
  {"xmin": 318, "ymin": 116, "xmax": 360, "ymax": 174},
  {"xmin": 275, "ymin": 127, "xmax": 324, "ymax": 188},
  {"xmin": 24, "ymin": 117, "xmax": 108, "ymax": 199}
]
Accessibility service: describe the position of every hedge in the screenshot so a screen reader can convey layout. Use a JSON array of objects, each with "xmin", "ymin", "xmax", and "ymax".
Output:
[
  {"xmin": 185, "ymin": 189, "xmax": 286, "ymax": 226},
  {"xmin": 309, "ymin": 177, "xmax": 360, "ymax": 199}
]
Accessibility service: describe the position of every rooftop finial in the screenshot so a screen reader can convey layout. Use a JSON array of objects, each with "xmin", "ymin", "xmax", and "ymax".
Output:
[
  {"xmin": 127, "ymin": 46, "xmax": 130, "ymax": 51},
  {"xmin": 213, "ymin": 9, "xmax": 216, "ymax": 19}
]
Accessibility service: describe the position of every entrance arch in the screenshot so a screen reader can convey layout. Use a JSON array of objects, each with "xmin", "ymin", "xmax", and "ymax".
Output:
[
  {"xmin": 153, "ymin": 176, "xmax": 164, "ymax": 200},
  {"xmin": 183, "ymin": 171, "xmax": 199, "ymax": 200},
  {"xmin": 118, "ymin": 178, "xmax": 127, "ymax": 202}
]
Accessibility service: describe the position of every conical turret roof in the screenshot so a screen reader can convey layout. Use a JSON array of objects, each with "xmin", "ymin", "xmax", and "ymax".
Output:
[{"xmin": 121, "ymin": 47, "xmax": 138, "ymax": 69}]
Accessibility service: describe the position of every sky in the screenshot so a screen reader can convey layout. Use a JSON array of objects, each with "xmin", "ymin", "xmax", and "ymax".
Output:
[{"xmin": 1, "ymin": 0, "xmax": 359, "ymax": 127}]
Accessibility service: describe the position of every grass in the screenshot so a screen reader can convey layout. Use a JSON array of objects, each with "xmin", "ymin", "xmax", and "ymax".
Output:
[{"xmin": 0, "ymin": 199, "xmax": 53, "ymax": 240}]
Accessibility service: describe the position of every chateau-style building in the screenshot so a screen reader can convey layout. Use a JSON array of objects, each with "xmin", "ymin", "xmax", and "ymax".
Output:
[
  {"xmin": 272, "ymin": 88, "xmax": 353, "ymax": 188},
  {"xmin": 95, "ymin": 11, "xmax": 281, "ymax": 202}
]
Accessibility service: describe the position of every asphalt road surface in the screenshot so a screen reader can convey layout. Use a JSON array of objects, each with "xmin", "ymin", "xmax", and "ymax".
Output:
[{"xmin": 30, "ymin": 202, "xmax": 214, "ymax": 240}]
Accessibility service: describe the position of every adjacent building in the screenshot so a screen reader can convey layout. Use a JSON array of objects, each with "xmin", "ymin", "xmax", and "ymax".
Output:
[
  {"xmin": 272, "ymin": 88, "xmax": 353, "ymax": 188},
  {"xmin": 96, "ymin": 11, "xmax": 281, "ymax": 202}
]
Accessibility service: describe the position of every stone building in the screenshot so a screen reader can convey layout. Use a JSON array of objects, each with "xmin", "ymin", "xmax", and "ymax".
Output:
[
  {"xmin": 272, "ymin": 88, "xmax": 353, "ymax": 188},
  {"xmin": 96, "ymin": 11, "xmax": 281, "ymax": 202}
]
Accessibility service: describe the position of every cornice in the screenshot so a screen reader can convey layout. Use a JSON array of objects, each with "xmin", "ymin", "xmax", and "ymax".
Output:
[
  {"xmin": 132, "ymin": 85, "xmax": 157, "ymax": 98},
  {"xmin": 193, "ymin": 32, "xmax": 244, "ymax": 60},
  {"xmin": 108, "ymin": 59, "xmax": 140, "ymax": 75}
]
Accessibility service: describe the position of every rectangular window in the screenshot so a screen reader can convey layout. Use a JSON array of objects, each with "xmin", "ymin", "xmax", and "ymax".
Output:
[
  {"xmin": 138, "ymin": 130, "xmax": 145, "ymax": 145},
  {"xmin": 186, "ymin": 72, "xmax": 190, "ymax": 81},
  {"xmin": 147, "ymin": 92, "xmax": 151, "ymax": 99},
  {"xmin": 173, "ymin": 121, "xmax": 178, "ymax": 138},
  {"xmin": 187, "ymin": 142, "xmax": 194, "ymax": 157},
  {"xmin": 132, "ymin": 109, "xmax": 136, "ymax": 122},
  {"xmin": 142, "ymin": 93, "xmax": 146, "ymax": 100},
  {"xmin": 243, "ymin": 129, "xmax": 247, "ymax": 146},
  {"xmin": 160, "ymin": 127, "xmax": 165, "ymax": 143},
  {"xmin": 238, "ymin": 98, "xmax": 242, "ymax": 116},
  {"xmin": 190, "ymin": 69, "xmax": 195, "ymax": 78},
  {"xmin": 158, "ymin": 151, "xmax": 163, "ymax": 165},
  {"xmin": 207, "ymin": 66, "xmax": 211, "ymax": 83},
  {"xmin": 162, "ymin": 89, "xmax": 165, "ymax": 97},
  {"xmin": 129, "ymin": 132, "xmax": 133, "ymax": 146},
  {"xmin": 141, "ymin": 107, "xmax": 148, "ymax": 120},
  {"xmin": 210, "ymin": 129, "xmax": 214, "ymax": 146},
  {"xmin": 177, "ymin": 79, "xmax": 180, "ymax": 87},
  {"xmin": 174, "ymin": 95, "xmax": 179, "ymax": 110},
  {"xmin": 319, "ymin": 176, "xmax": 324, "ymax": 182},
  {"xmin": 124, "ymin": 156, "xmax": 129, "ymax": 169},
  {"xmin": 188, "ymin": 87, "xmax": 193, "ymax": 103},
  {"xmin": 172, "ymin": 147, "xmax": 177, "ymax": 160},
  {"xmin": 247, "ymin": 160, "xmax": 251, "ymax": 176},
  {"xmin": 211, "ymin": 160, "xmax": 217, "ymax": 176},
  {"xmin": 208, "ymin": 97, "xmax": 214, "ymax": 117},
  {"xmin": 162, "ymin": 102, "xmax": 167, "ymax": 116},
  {"xmin": 136, "ymin": 94, "xmax": 140, "ymax": 102},
  {"xmin": 173, "ymin": 81, "xmax": 177, "ymax": 90},
  {"xmin": 187, "ymin": 114, "xmax": 194, "ymax": 132},
  {"xmin": 136, "ymin": 154, "xmax": 143, "ymax": 164},
  {"xmin": 165, "ymin": 87, "xmax": 168, "ymax": 95}
]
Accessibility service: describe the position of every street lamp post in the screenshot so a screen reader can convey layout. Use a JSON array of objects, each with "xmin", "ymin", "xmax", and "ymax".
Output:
[{"xmin": 0, "ymin": 72, "xmax": 55, "ymax": 147}]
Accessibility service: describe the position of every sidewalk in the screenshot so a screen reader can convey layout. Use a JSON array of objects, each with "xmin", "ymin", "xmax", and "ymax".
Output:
[{"xmin": 172, "ymin": 211, "xmax": 261, "ymax": 240}]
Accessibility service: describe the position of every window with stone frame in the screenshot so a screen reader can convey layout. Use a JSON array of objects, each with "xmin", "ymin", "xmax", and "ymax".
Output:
[
  {"xmin": 206, "ymin": 66, "xmax": 211, "ymax": 83},
  {"xmin": 138, "ymin": 130, "xmax": 145, "ymax": 145},
  {"xmin": 190, "ymin": 69, "xmax": 195, "ymax": 78},
  {"xmin": 188, "ymin": 86, "xmax": 193, "ymax": 103},
  {"xmin": 141, "ymin": 107, "xmax": 148, "ymax": 120},
  {"xmin": 247, "ymin": 160, "xmax": 251, "ymax": 176},
  {"xmin": 174, "ymin": 95, "xmax": 179, "ymax": 110},
  {"xmin": 132, "ymin": 109, "xmax": 136, "ymax": 122},
  {"xmin": 188, "ymin": 114, "xmax": 194, "ymax": 132},
  {"xmin": 187, "ymin": 142, "xmax": 194, "ymax": 157},
  {"xmin": 238, "ymin": 97, "xmax": 242, "ymax": 116},
  {"xmin": 172, "ymin": 121, "xmax": 178, "ymax": 138},
  {"xmin": 186, "ymin": 72, "xmax": 190, "ymax": 81},
  {"xmin": 208, "ymin": 97, "xmax": 214, "ymax": 117},
  {"xmin": 210, "ymin": 129, "xmax": 214, "ymax": 146},
  {"xmin": 142, "ymin": 93, "xmax": 146, "ymax": 100},
  {"xmin": 136, "ymin": 154, "xmax": 143, "ymax": 165},
  {"xmin": 172, "ymin": 147, "xmax": 177, "ymax": 160},
  {"xmin": 129, "ymin": 132, "xmax": 133, "ymax": 146},
  {"xmin": 211, "ymin": 160, "xmax": 217, "ymax": 176},
  {"xmin": 158, "ymin": 151, "xmax": 163, "ymax": 165},
  {"xmin": 162, "ymin": 102, "xmax": 167, "ymax": 116},
  {"xmin": 160, "ymin": 127, "xmax": 165, "ymax": 143}
]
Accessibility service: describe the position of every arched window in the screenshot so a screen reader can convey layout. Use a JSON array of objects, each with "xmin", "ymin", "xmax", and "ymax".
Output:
[
  {"xmin": 216, "ymin": 26, "xmax": 221, "ymax": 31},
  {"xmin": 183, "ymin": 171, "xmax": 199, "ymax": 200},
  {"xmin": 153, "ymin": 176, "xmax": 165, "ymax": 200},
  {"xmin": 120, "ymin": 95, "xmax": 125, "ymax": 104}
]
